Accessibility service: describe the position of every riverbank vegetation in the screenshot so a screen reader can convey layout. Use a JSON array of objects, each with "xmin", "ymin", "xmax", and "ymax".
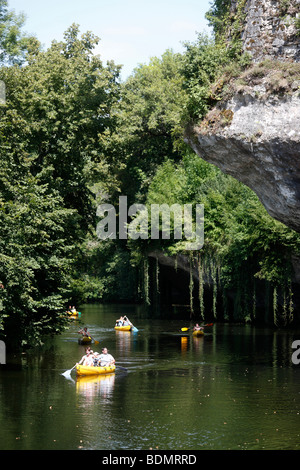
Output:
[{"xmin": 0, "ymin": 0, "xmax": 300, "ymax": 349}]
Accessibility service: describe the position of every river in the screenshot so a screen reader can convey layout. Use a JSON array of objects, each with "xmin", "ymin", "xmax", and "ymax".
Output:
[{"xmin": 0, "ymin": 303, "xmax": 300, "ymax": 450}]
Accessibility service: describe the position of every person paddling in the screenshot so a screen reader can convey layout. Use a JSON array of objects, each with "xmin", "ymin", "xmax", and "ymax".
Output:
[
  {"xmin": 115, "ymin": 316, "xmax": 124, "ymax": 326},
  {"xmin": 78, "ymin": 327, "xmax": 90, "ymax": 337},
  {"xmin": 123, "ymin": 315, "xmax": 133, "ymax": 327},
  {"xmin": 193, "ymin": 323, "xmax": 204, "ymax": 331},
  {"xmin": 97, "ymin": 347, "xmax": 115, "ymax": 367},
  {"xmin": 78, "ymin": 347, "xmax": 94, "ymax": 366}
]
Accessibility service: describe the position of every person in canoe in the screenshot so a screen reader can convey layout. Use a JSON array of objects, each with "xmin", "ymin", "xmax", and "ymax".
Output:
[
  {"xmin": 78, "ymin": 327, "xmax": 90, "ymax": 337},
  {"xmin": 193, "ymin": 323, "xmax": 204, "ymax": 332},
  {"xmin": 66, "ymin": 305, "xmax": 79, "ymax": 317},
  {"xmin": 123, "ymin": 315, "xmax": 133, "ymax": 327},
  {"xmin": 96, "ymin": 347, "xmax": 115, "ymax": 367},
  {"xmin": 78, "ymin": 347, "xmax": 95, "ymax": 366},
  {"xmin": 115, "ymin": 316, "xmax": 125, "ymax": 326}
]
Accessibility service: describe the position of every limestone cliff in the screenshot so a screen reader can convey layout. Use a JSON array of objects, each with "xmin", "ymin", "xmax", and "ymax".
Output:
[
  {"xmin": 186, "ymin": 64, "xmax": 300, "ymax": 232},
  {"xmin": 185, "ymin": 0, "xmax": 300, "ymax": 233},
  {"xmin": 232, "ymin": 0, "xmax": 300, "ymax": 63}
]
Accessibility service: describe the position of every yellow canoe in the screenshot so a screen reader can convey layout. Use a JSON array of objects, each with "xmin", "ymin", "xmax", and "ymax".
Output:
[
  {"xmin": 67, "ymin": 310, "xmax": 81, "ymax": 318},
  {"xmin": 78, "ymin": 336, "xmax": 92, "ymax": 345},
  {"xmin": 192, "ymin": 329, "xmax": 204, "ymax": 337},
  {"xmin": 114, "ymin": 325, "xmax": 132, "ymax": 331},
  {"xmin": 75, "ymin": 364, "xmax": 116, "ymax": 376}
]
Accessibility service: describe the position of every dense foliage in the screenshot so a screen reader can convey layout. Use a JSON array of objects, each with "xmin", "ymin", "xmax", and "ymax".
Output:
[
  {"xmin": 100, "ymin": 50, "xmax": 187, "ymax": 205},
  {"xmin": 0, "ymin": 0, "xmax": 38, "ymax": 65},
  {"xmin": 142, "ymin": 156, "xmax": 300, "ymax": 325},
  {"xmin": 0, "ymin": 16, "xmax": 120, "ymax": 348},
  {"xmin": 1, "ymin": 1, "xmax": 300, "ymax": 349}
]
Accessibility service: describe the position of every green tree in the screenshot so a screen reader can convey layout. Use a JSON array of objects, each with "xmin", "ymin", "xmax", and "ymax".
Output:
[
  {"xmin": 0, "ymin": 0, "xmax": 38, "ymax": 65},
  {"xmin": 72, "ymin": 51, "xmax": 190, "ymax": 304},
  {"xmin": 103, "ymin": 50, "xmax": 188, "ymax": 206},
  {"xmin": 142, "ymin": 155, "xmax": 300, "ymax": 324},
  {"xmin": 0, "ymin": 131, "xmax": 75, "ymax": 348},
  {"xmin": 0, "ymin": 24, "xmax": 122, "ymax": 348},
  {"xmin": 180, "ymin": 33, "xmax": 236, "ymax": 122},
  {"xmin": 1, "ymin": 23, "xmax": 121, "ymax": 231}
]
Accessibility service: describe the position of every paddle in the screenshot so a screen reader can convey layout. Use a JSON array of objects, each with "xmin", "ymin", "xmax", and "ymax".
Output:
[
  {"xmin": 78, "ymin": 328, "xmax": 100, "ymax": 345},
  {"xmin": 90, "ymin": 336, "xmax": 100, "ymax": 345},
  {"xmin": 61, "ymin": 364, "xmax": 76, "ymax": 378},
  {"xmin": 181, "ymin": 323, "xmax": 213, "ymax": 332},
  {"xmin": 125, "ymin": 316, "xmax": 138, "ymax": 332}
]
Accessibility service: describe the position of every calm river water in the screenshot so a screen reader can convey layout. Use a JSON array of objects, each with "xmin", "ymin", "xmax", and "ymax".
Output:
[{"xmin": 0, "ymin": 303, "xmax": 300, "ymax": 450}]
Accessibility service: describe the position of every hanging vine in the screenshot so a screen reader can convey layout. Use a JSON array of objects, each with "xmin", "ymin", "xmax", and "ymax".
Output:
[
  {"xmin": 174, "ymin": 255, "xmax": 178, "ymax": 272},
  {"xmin": 209, "ymin": 257, "xmax": 218, "ymax": 319},
  {"xmin": 156, "ymin": 256, "xmax": 160, "ymax": 294},
  {"xmin": 273, "ymin": 281, "xmax": 294, "ymax": 327},
  {"xmin": 144, "ymin": 257, "xmax": 150, "ymax": 306},
  {"xmin": 198, "ymin": 253, "xmax": 205, "ymax": 320},
  {"xmin": 289, "ymin": 285, "xmax": 294, "ymax": 324},
  {"xmin": 273, "ymin": 286, "xmax": 278, "ymax": 326},
  {"xmin": 189, "ymin": 253, "xmax": 194, "ymax": 315},
  {"xmin": 252, "ymin": 279, "xmax": 257, "ymax": 322}
]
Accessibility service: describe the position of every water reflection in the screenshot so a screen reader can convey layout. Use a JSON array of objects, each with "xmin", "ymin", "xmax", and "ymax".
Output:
[
  {"xmin": 76, "ymin": 374, "xmax": 115, "ymax": 402},
  {"xmin": 180, "ymin": 336, "xmax": 188, "ymax": 354},
  {"xmin": 115, "ymin": 330, "xmax": 132, "ymax": 355},
  {"xmin": 192, "ymin": 336, "xmax": 204, "ymax": 354},
  {"xmin": 180, "ymin": 332, "xmax": 205, "ymax": 356}
]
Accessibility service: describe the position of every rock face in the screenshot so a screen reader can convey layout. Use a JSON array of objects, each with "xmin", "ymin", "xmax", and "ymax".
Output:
[
  {"xmin": 186, "ymin": 88, "xmax": 300, "ymax": 232},
  {"xmin": 185, "ymin": 0, "xmax": 300, "ymax": 233},
  {"xmin": 230, "ymin": 0, "xmax": 300, "ymax": 63}
]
